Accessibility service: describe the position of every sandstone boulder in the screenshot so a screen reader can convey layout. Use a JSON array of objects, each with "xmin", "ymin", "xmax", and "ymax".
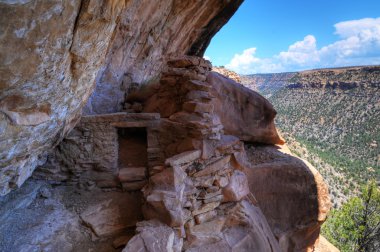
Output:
[
  {"xmin": 244, "ymin": 144, "xmax": 331, "ymax": 251},
  {"xmin": 80, "ymin": 196, "xmax": 143, "ymax": 237},
  {"xmin": 207, "ymin": 72, "xmax": 284, "ymax": 145}
]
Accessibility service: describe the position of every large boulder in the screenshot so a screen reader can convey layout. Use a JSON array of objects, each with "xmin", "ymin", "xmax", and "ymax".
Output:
[
  {"xmin": 244, "ymin": 144, "xmax": 331, "ymax": 251},
  {"xmin": 0, "ymin": 0, "xmax": 243, "ymax": 196},
  {"xmin": 207, "ymin": 72, "xmax": 284, "ymax": 144}
]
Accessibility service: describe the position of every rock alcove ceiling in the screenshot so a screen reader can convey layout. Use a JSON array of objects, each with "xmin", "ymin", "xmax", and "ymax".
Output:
[
  {"xmin": 0, "ymin": 1, "xmax": 336, "ymax": 251},
  {"xmin": 0, "ymin": 0, "xmax": 243, "ymax": 196}
]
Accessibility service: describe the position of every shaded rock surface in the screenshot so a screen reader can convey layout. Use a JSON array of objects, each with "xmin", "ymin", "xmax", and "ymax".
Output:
[
  {"xmin": 0, "ymin": 180, "xmax": 140, "ymax": 252},
  {"xmin": 0, "ymin": 0, "xmax": 123, "ymax": 196},
  {"xmin": 80, "ymin": 196, "xmax": 142, "ymax": 237},
  {"xmin": 122, "ymin": 220, "xmax": 178, "ymax": 252},
  {"xmin": 244, "ymin": 143, "xmax": 331, "ymax": 252},
  {"xmin": 0, "ymin": 0, "xmax": 243, "ymax": 196}
]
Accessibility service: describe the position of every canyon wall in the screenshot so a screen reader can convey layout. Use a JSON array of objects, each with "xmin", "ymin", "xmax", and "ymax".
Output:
[
  {"xmin": 0, "ymin": 0, "xmax": 243, "ymax": 196},
  {"xmin": 241, "ymin": 72, "xmax": 296, "ymax": 97},
  {"xmin": 242, "ymin": 66, "xmax": 380, "ymax": 206}
]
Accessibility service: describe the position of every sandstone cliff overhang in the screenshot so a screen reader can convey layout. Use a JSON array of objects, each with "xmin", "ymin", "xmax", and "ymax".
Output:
[{"xmin": 0, "ymin": 0, "xmax": 243, "ymax": 196}]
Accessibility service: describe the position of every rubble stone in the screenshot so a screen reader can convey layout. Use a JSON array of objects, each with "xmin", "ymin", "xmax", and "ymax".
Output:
[
  {"xmin": 80, "ymin": 197, "xmax": 142, "ymax": 237},
  {"xmin": 192, "ymin": 202, "xmax": 220, "ymax": 216},
  {"xmin": 222, "ymin": 170, "xmax": 250, "ymax": 202},
  {"xmin": 123, "ymin": 220, "xmax": 175, "ymax": 252},
  {"xmin": 193, "ymin": 156, "xmax": 231, "ymax": 177},
  {"xmin": 118, "ymin": 167, "xmax": 146, "ymax": 182},
  {"xmin": 165, "ymin": 150, "xmax": 202, "ymax": 167}
]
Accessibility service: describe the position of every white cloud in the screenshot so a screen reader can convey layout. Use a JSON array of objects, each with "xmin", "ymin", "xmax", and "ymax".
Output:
[
  {"xmin": 277, "ymin": 35, "xmax": 319, "ymax": 66},
  {"xmin": 226, "ymin": 17, "xmax": 380, "ymax": 74},
  {"xmin": 203, "ymin": 55, "xmax": 211, "ymax": 61},
  {"xmin": 227, "ymin": 48, "xmax": 261, "ymax": 73}
]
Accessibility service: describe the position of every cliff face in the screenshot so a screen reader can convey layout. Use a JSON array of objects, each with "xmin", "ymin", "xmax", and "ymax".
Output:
[
  {"xmin": 241, "ymin": 72, "xmax": 296, "ymax": 97},
  {"xmin": 0, "ymin": 0, "xmax": 243, "ymax": 196},
  {"xmin": 289, "ymin": 66, "xmax": 380, "ymax": 87},
  {"xmin": 212, "ymin": 67, "xmax": 242, "ymax": 83}
]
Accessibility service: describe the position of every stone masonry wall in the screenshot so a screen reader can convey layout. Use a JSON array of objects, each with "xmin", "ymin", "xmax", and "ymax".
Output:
[
  {"xmin": 124, "ymin": 56, "xmax": 282, "ymax": 251},
  {"xmin": 34, "ymin": 113, "xmax": 161, "ymax": 190}
]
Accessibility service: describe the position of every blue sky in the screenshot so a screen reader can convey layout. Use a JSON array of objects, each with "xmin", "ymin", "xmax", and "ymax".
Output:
[{"xmin": 205, "ymin": 0, "xmax": 380, "ymax": 74}]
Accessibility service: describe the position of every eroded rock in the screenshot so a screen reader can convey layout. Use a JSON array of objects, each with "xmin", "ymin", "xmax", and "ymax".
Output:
[
  {"xmin": 244, "ymin": 144, "xmax": 331, "ymax": 251},
  {"xmin": 207, "ymin": 72, "xmax": 285, "ymax": 145},
  {"xmin": 80, "ymin": 196, "xmax": 143, "ymax": 237},
  {"xmin": 222, "ymin": 170, "xmax": 249, "ymax": 202},
  {"xmin": 122, "ymin": 220, "xmax": 177, "ymax": 252}
]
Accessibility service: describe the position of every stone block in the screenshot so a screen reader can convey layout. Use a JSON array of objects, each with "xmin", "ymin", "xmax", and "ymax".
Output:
[
  {"xmin": 80, "ymin": 197, "xmax": 142, "ymax": 237},
  {"xmin": 186, "ymin": 90, "xmax": 213, "ymax": 101},
  {"xmin": 182, "ymin": 101, "xmax": 214, "ymax": 113},
  {"xmin": 222, "ymin": 170, "xmax": 249, "ymax": 202},
  {"xmin": 203, "ymin": 195, "xmax": 224, "ymax": 204},
  {"xmin": 118, "ymin": 167, "xmax": 146, "ymax": 182},
  {"xmin": 194, "ymin": 210, "xmax": 217, "ymax": 224},
  {"xmin": 183, "ymin": 80, "xmax": 211, "ymax": 91},
  {"xmin": 192, "ymin": 202, "xmax": 220, "ymax": 216},
  {"xmin": 122, "ymin": 180, "xmax": 147, "ymax": 191},
  {"xmin": 165, "ymin": 150, "xmax": 201, "ymax": 167},
  {"xmin": 193, "ymin": 155, "xmax": 230, "ymax": 177},
  {"xmin": 123, "ymin": 220, "xmax": 175, "ymax": 252}
]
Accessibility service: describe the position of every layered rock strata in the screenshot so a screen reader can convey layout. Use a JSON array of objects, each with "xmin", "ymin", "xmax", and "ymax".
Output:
[{"xmin": 0, "ymin": 0, "xmax": 243, "ymax": 196}]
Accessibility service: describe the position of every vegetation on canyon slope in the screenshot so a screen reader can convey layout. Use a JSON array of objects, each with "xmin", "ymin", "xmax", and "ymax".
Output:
[
  {"xmin": 270, "ymin": 71, "xmax": 380, "ymax": 184},
  {"xmin": 242, "ymin": 67, "xmax": 380, "ymax": 200},
  {"xmin": 322, "ymin": 180, "xmax": 380, "ymax": 252}
]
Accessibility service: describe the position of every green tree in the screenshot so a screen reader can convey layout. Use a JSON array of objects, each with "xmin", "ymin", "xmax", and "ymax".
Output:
[{"xmin": 322, "ymin": 180, "xmax": 380, "ymax": 251}]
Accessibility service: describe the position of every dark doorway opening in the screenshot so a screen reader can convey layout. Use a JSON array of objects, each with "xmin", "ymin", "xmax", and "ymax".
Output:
[{"xmin": 118, "ymin": 127, "xmax": 148, "ymax": 168}]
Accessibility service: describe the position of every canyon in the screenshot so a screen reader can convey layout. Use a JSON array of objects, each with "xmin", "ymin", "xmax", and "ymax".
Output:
[
  {"xmin": 1, "ymin": 1, "xmax": 336, "ymax": 251},
  {"xmin": 242, "ymin": 66, "xmax": 380, "ymax": 207}
]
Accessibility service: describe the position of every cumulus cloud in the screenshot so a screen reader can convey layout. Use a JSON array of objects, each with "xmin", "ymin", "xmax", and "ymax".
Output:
[
  {"xmin": 226, "ymin": 17, "xmax": 380, "ymax": 74},
  {"xmin": 203, "ymin": 55, "xmax": 211, "ymax": 61},
  {"xmin": 277, "ymin": 35, "xmax": 320, "ymax": 66}
]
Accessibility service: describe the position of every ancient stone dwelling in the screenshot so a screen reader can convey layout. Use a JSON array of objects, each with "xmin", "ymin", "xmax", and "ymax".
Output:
[{"xmin": 0, "ymin": 1, "xmax": 334, "ymax": 252}]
